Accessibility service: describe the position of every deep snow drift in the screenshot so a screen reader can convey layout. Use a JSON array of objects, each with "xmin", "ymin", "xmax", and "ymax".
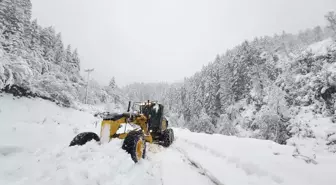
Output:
[{"xmin": 0, "ymin": 94, "xmax": 335, "ymax": 185}]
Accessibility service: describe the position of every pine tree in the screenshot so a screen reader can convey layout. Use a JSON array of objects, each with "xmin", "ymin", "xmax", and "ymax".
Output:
[
  {"xmin": 109, "ymin": 77, "xmax": 116, "ymax": 89},
  {"xmin": 40, "ymin": 26, "xmax": 56, "ymax": 62},
  {"xmin": 54, "ymin": 33, "xmax": 65, "ymax": 64},
  {"xmin": 27, "ymin": 19, "xmax": 42, "ymax": 54},
  {"xmin": 65, "ymin": 44, "xmax": 72, "ymax": 63},
  {"xmin": 219, "ymin": 52, "xmax": 235, "ymax": 113},
  {"xmin": 313, "ymin": 26, "xmax": 323, "ymax": 42},
  {"xmin": 210, "ymin": 57, "xmax": 222, "ymax": 119},
  {"xmin": 325, "ymin": 11, "xmax": 336, "ymax": 35},
  {"xmin": 72, "ymin": 48, "xmax": 80, "ymax": 72}
]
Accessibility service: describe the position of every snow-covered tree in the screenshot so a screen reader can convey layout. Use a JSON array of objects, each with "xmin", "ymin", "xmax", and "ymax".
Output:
[
  {"xmin": 71, "ymin": 49, "xmax": 80, "ymax": 72},
  {"xmin": 325, "ymin": 11, "xmax": 336, "ymax": 35},
  {"xmin": 54, "ymin": 33, "xmax": 65, "ymax": 64},
  {"xmin": 109, "ymin": 77, "xmax": 116, "ymax": 89}
]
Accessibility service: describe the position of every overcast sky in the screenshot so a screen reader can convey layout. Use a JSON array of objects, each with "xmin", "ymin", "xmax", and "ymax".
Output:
[{"xmin": 31, "ymin": 0, "xmax": 336, "ymax": 87}]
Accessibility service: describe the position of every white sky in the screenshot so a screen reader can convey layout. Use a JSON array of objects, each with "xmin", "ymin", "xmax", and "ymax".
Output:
[{"xmin": 31, "ymin": 0, "xmax": 336, "ymax": 87}]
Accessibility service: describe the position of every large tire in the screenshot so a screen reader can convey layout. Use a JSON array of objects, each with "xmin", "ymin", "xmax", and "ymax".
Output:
[
  {"xmin": 122, "ymin": 130, "xmax": 146, "ymax": 163},
  {"xmin": 69, "ymin": 132, "xmax": 100, "ymax": 147},
  {"xmin": 162, "ymin": 128, "xmax": 174, "ymax": 147}
]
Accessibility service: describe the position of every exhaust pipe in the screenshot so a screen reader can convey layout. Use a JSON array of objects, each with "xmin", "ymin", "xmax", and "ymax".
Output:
[{"xmin": 127, "ymin": 101, "xmax": 131, "ymax": 112}]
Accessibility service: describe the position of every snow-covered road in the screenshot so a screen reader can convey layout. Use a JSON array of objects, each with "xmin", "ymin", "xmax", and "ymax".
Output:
[{"xmin": 0, "ymin": 94, "xmax": 335, "ymax": 185}]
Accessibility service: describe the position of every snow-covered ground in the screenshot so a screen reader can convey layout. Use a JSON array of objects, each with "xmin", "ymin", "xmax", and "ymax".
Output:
[{"xmin": 0, "ymin": 94, "xmax": 335, "ymax": 185}]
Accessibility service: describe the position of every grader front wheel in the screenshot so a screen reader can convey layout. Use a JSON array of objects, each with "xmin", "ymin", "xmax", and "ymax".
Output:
[{"xmin": 122, "ymin": 130, "xmax": 146, "ymax": 163}]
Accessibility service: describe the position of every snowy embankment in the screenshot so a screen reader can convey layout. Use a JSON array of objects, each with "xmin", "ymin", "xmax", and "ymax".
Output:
[{"xmin": 0, "ymin": 94, "xmax": 335, "ymax": 185}]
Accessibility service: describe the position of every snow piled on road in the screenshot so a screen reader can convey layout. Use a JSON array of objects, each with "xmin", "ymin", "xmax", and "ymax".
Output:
[{"xmin": 0, "ymin": 94, "xmax": 335, "ymax": 185}]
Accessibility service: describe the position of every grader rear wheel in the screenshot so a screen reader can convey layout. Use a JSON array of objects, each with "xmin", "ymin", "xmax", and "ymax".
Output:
[{"xmin": 162, "ymin": 128, "xmax": 174, "ymax": 147}]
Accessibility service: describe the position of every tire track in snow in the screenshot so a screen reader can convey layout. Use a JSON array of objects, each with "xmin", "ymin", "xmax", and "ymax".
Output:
[
  {"xmin": 146, "ymin": 145, "xmax": 165, "ymax": 185},
  {"xmin": 175, "ymin": 138, "xmax": 284, "ymax": 185},
  {"xmin": 147, "ymin": 143, "xmax": 216, "ymax": 185},
  {"xmin": 174, "ymin": 146, "xmax": 224, "ymax": 185}
]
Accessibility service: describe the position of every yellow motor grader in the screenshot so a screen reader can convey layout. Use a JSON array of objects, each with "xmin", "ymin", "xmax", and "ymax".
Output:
[{"xmin": 69, "ymin": 100, "xmax": 174, "ymax": 163}]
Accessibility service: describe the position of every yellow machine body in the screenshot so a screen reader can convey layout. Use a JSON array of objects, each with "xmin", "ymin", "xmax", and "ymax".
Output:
[
  {"xmin": 69, "ymin": 100, "xmax": 174, "ymax": 163},
  {"xmin": 99, "ymin": 113, "xmax": 153, "ymax": 143}
]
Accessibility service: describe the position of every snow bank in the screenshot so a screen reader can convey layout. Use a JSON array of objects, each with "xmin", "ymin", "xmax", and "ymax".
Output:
[
  {"xmin": 0, "ymin": 94, "xmax": 98, "ymax": 129},
  {"xmin": 0, "ymin": 94, "xmax": 139, "ymax": 185},
  {"xmin": 0, "ymin": 93, "xmax": 102, "ymax": 149}
]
